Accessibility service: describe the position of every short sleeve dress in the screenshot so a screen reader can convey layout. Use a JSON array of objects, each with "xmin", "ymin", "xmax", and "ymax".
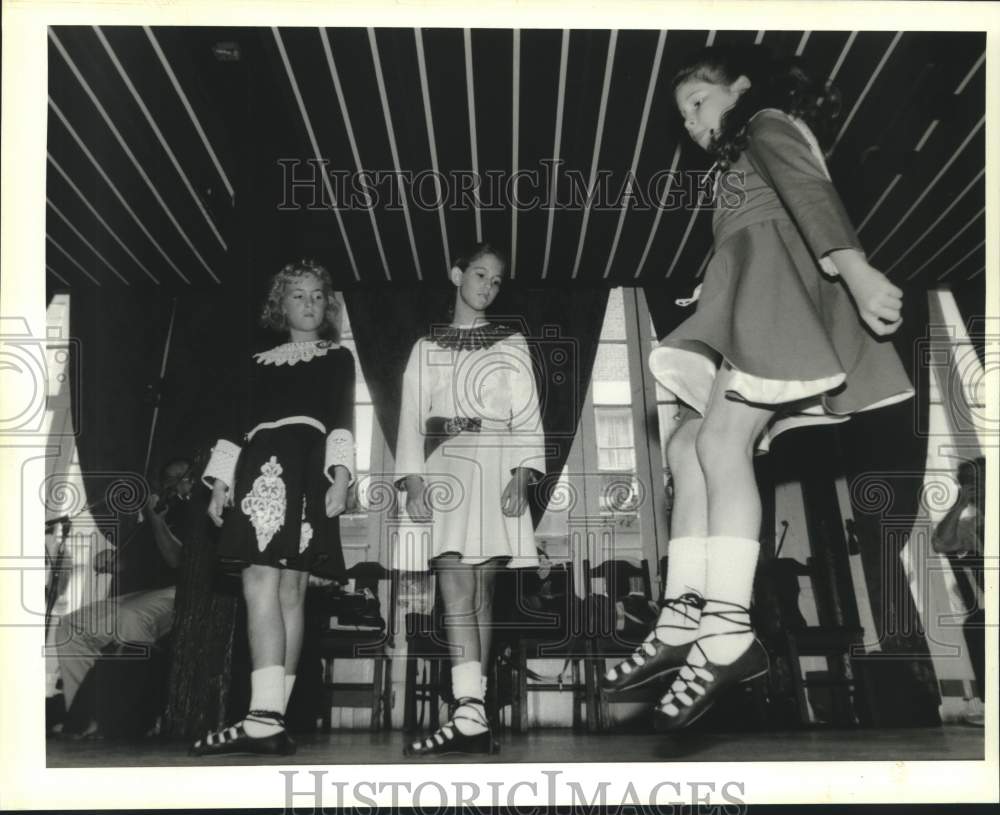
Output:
[
  {"xmin": 649, "ymin": 109, "xmax": 914, "ymax": 448},
  {"xmin": 201, "ymin": 340, "xmax": 356, "ymax": 578},
  {"xmin": 393, "ymin": 323, "xmax": 546, "ymax": 570}
]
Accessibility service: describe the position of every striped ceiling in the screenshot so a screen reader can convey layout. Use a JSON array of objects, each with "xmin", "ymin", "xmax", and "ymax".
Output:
[{"xmin": 46, "ymin": 27, "xmax": 985, "ymax": 292}]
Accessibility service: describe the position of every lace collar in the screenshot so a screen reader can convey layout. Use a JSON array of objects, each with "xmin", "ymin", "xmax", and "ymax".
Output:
[
  {"xmin": 254, "ymin": 340, "xmax": 339, "ymax": 367},
  {"xmin": 428, "ymin": 322, "xmax": 517, "ymax": 351}
]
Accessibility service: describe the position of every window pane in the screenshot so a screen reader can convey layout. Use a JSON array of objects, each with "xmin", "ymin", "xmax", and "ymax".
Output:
[
  {"xmin": 355, "ymin": 404, "xmax": 373, "ymax": 472},
  {"xmin": 594, "ymin": 407, "xmax": 635, "ymax": 472},
  {"xmin": 592, "ymin": 343, "xmax": 631, "ymax": 405},
  {"xmin": 600, "ymin": 287, "xmax": 627, "ymax": 341},
  {"xmin": 339, "ymin": 298, "xmax": 353, "ymax": 340},
  {"xmin": 337, "ymin": 338, "xmax": 371, "ymax": 403},
  {"xmin": 598, "ymin": 473, "xmax": 641, "ymax": 514}
]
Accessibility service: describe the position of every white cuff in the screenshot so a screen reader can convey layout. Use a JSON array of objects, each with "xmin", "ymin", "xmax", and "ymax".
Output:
[
  {"xmin": 818, "ymin": 256, "xmax": 840, "ymax": 278},
  {"xmin": 325, "ymin": 429, "xmax": 356, "ymax": 485},
  {"xmin": 202, "ymin": 439, "xmax": 241, "ymax": 490}
]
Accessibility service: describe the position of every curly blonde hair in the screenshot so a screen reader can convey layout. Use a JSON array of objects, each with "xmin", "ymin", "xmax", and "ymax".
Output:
[{"xmin": 260, "ymin": 259, "xmax": 342, "ymax": 341}]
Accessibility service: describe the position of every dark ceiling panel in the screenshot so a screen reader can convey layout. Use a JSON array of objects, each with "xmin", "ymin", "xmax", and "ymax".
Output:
[
  {"xmin": 44, "ymin": 25, "xmax": 987, "ymax": 298},
  {"xmin": 576, "ymin": 29, "xmax": 663, "ymax": 284},
  {"xmin": 511, "ymin": 28, "xmax": 565, "ymax": 280},
  {"xmin": 544, "ymin": 29, "xmax": 615, "ymax": 282},
  {"xmin": 48, "ymin": 28, "xmax": 226, "ymax": 284},
  {"xmin": 97, "ymin": 26, "xmax": 233, "ymax": 232},
  {"xmin": 469, "ymin": 28, "xmax": 514, "ymax": 254}
]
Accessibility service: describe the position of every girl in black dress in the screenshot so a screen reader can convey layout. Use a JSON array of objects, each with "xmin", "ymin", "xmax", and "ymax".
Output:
[{"xmin": 192, "ymin": 260, "xmax": 356, "ymax": 756}]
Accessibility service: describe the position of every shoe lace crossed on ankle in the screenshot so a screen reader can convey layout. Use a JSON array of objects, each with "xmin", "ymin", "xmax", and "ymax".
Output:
[
  {"xmin": 605, "ymin": 593, "xmax": 705, "ymax": 682},
  {"xmin": 657, "ymin": 600, "xmax": 752, "ymax": 718},
  {"xmin": 195, "ymin": 710, "xmax": 284, "ymax": 750},
  {"xmin": 410, "ymin": 698, "xmax": 487, "ymax": 753}
]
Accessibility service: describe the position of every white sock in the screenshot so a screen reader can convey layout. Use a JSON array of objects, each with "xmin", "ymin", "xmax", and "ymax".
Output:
[
  {"xmin": 243, "ymin": 665, "xmax": 286, "ymax": 737},
  {"xmin": 693, "ymin": 536, "xmax": 760, "ymax": 666},
  {"xmin": 605, "ymin": 536, "xmax": 708, "ymax": 683},
  {"xmin": 451, "ymin": 661, "xmax": 487, "ymax": 735},
  {"xmin": 283, "ymin": 674, "xmax": 297, "ymax": 713},
  {"xmin": 655, "ymin": 536, "xmax": 707, "ymax": 645}
]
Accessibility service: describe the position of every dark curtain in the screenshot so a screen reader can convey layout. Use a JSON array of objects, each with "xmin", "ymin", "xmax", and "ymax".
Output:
[
  {"xmin": 345, "ymin": 284, "xmax": 609, "ymax": 525},
  {"xmin": 69, "ymin": 287, "xmax": 176, "ymax": 558},
  {"xmin": 643, "ymin": 282, "xmax": 697, "ymax": 341},
  {"xmin": 145, "ymin": 286, "xmax": 260, "ymax": 739},
  {"xmin": 836, "ymin": 288, "xmax": 939, "ymax": 719},
  {"xmin": 948, "ymin": 275, "xmax": 986, "ymax": 367}
]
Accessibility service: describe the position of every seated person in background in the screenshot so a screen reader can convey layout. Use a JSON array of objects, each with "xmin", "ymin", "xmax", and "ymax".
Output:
[
  {"xmin": 932, "ymin": 456, "xmax": 985, "ymax": 727},
  {"xmin": 54, "ymin": 458, "xmax": 198, "ymax": 737}
]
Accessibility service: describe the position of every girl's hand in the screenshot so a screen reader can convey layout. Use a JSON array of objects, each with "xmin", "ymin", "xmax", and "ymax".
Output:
[
  {"xmin": 207, "ymin": 482, "xmax": 229, "ymax": 527},
  {"xmin": 838, "ymin": 260, "xmax": 904, "ymax": 336},
  {"xmin": 501, "ymin": 469, "xmax": 532, "ymax": 518},
  {"xmin": 325, "ymin": 482, "xmax": 348, "ymax": 518},
  {"xmin": 403, "ymin": 475, "xmax": 431, "ymax": 523}
]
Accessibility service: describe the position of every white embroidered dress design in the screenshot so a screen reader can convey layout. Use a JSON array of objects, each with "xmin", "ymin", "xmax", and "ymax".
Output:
[
  {"xmin": 241, "ymin": 456, "xmax": 287, "ymax": 551},
  {"xmin": 254, "ymin": 340, "xmax": 337, "ymax": 367},
  {"xmin": 299, "ymin": 498, "xmax": 313, "ymax": 554}
]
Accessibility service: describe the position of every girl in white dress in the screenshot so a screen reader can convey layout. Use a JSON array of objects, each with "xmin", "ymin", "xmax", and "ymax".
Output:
[{"xmin": 395, "ymin": 244, "xmax": 546, "ymax": 756}]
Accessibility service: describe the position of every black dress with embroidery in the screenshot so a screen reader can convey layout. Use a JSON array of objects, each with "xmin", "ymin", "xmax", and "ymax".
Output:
[{"xmin": 201, "ymin": 340, "xmax": 356, "ymax": 578}]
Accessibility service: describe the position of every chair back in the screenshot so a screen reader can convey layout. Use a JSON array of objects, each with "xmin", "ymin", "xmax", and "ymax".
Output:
[{"xmin": 584, "ymin": 558, "xmax": 653, "ymax": 602}]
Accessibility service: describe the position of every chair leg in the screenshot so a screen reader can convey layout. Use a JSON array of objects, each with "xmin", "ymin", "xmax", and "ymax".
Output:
[
  {"xmin": 322, "ymin": 657, "xmax": 333, "ymax": 733},
  {"xmin": 786, "ymin": 636, "xmax": 810, "ymax": 725},
  {"xmin": 571, "ymin": 659, "xmax": 582, "ymax": 731},
  {"xmin": 429, "ymin": 660, "xmax": 441, "ymax": 730},
  {"xmin": 382, "ymin": 657, "xmax": 393, "ymax": 731},
  {"xmin": 517, "ymin": 644, "xmax": 529, "ymax": 733},
  {"xmin": 370, "ymin": 659, "xmax": 383, "ymax": 731},
  {"xmin": 584, "ymin": 650, "xmax": 598, "ymax": 732},
  {"xmin": 403, "ymin": 655, "xmax": 417, "ymax": 732},
  {"xmin": 510, "ymin": 655, "xmax": 522, "ymax": 734}
]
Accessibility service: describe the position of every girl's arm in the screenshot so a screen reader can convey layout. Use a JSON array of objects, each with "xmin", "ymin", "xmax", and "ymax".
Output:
[
  {"xmin": 324, "ymin": 349, "xmax": 356, "ymax": 518},
  {"xmin": 324, "ymin": 348, "xmax": 357, "ymax": 486},
  {"xmin": 745, "ymin": 111, "xmax": 903, "ymax": 336},
  {"xmin": 501, "ymin": 333, "xmax": 546, "ymax": 517},
  {"xmin": 202, "ymin": 351, "xmax": 254, "ymax": 523},
  {"xmin": 394, "ymin": 341, "xmax": 431, "ymax": 520}
]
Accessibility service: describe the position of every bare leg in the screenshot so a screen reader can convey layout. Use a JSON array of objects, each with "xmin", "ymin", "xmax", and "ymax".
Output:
[
  {"xmin": 192, "ymin": 564, "xmax": 288, "ymax": 751},
  {"xmin": 403, "ymin": 555, "xmax": 492, "ymax": 754},
  {"xmin": 655, "ymin": 368, "xmax": 776, "ymax": 726},
  {"xmin": 473, "ymin": 560, "xmax": 499, "ymax": 696},
  {"xmin": 239, "ymin": 565, "xmax": 286, "ymax": 736},
  {"xmin": 435, "ymin": 554, "xmax": 480, "ymax": 667},
  {"xmin": 667, "ymin": 416, "xmax": 708, "ymax": 539},
  {"xmin": 603, "ymin": 416, "xmax": 710, "ymax": 688},
  {"xmin": 690, "ymin": 365, "xmax": 774, "ymax": 662},
  {"xmin": 278, "ymin": 568, "xmax": 310, "ymax": 711},
  {"xmin": 696, "ymin": 367, "xmax": 774, "ymax": 539},
  {"xmin": 243, "ymin": 564, "xmax": 285, "ymax": 668},
  {"xmin": 278, "ymin": 569, "xmax": 310, "ymax": 675}
]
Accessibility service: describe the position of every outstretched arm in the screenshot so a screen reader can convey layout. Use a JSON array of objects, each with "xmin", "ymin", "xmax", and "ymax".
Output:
[{"xmin": 746, "ymin": 111, "xmax": 902, "ymax": 336}]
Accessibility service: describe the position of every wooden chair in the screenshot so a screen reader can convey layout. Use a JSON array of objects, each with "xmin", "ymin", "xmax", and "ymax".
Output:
[
  {"xmin": 493, "ymin": 563, "xmax": 588, "ymax": 732},
  {"xmin": 401, "ymin": 567, "xmax": 511, "ymax": 734},
  {"xmin": 582, "ymin": 558, "xmax": 656, "ymax": 731},
  {"xmin": 401, "ymin": 580, "xmax": 450, "ymax": 734},
  {"xmin": 314, "ymin": 562, "xmax": 395, "ymax": 731}
]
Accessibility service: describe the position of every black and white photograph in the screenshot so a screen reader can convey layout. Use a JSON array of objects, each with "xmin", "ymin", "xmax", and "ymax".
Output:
[{"xmin": 1, "ymin": 0, "xmax": 997, "ymax": 810}]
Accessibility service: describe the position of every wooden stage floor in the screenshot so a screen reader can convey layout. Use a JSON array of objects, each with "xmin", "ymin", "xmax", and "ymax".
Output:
[{"xmin": 47, "ymin": 724, "xmax": 984, "ymax": 767}]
